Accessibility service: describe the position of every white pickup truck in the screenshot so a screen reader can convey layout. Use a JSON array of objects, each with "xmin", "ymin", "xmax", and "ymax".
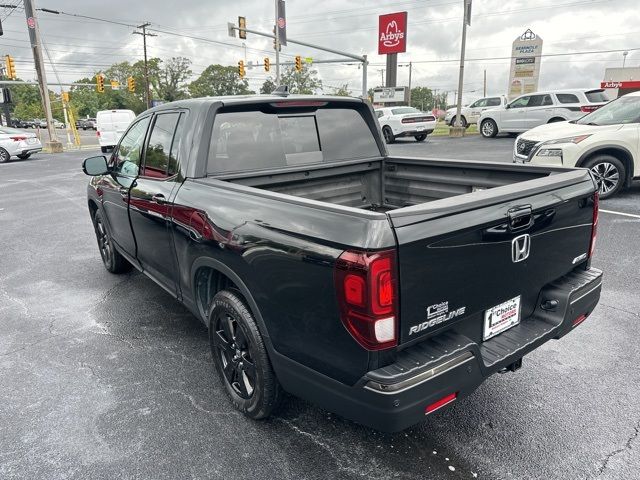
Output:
[{"xmin": 445, "ymin": 95, "xmax": 507, "ymax": 127}]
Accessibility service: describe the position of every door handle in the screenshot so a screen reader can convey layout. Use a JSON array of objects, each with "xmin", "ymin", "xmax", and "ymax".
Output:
[
  {"xmin": 151, "ymin": 194, "xmax": 166, "ymax": 204},
  {"xmin": 119, "ymin": 187, "xmax": 128, "ymax": 196}
]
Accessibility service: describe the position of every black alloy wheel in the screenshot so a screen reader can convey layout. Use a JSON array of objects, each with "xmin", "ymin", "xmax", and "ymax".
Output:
[{"xmin": 0, "ymin": 147, "xmax": 11, "ymax": 163}]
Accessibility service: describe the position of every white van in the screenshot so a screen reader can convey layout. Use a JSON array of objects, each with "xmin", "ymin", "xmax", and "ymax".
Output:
[{"xmin": 96, "ymin": 109, "xmax": 136, "ymax": 153}]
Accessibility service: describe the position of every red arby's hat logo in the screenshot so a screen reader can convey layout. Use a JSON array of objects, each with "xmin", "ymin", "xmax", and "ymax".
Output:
[
  {"xmin": 278, "ymin": 17, "xmax": 285, "ymax": 28},
  {"xmin": 378, "ymin": 12, "xmax": 408, "ymax": 55},
  {"xmin": 26, "ymin": 17, "xmax": 36, "ymax": 29}
]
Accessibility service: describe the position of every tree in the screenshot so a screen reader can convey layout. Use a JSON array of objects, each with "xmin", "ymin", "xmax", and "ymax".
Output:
[
  {"xmin": 189, "ymin": 64, "xmax": 252, "ymax": 98},
  {"xmin": 147, "ymin": 57, "xmax": 192, "ymax": 102},
  {"xmin": 279, "ymin": 64, "xmax": 322, "ymax": 94},
  {"xmin": 260, "ymin": 78, "xmax": 277, "ymax": 94},
  {"xmin": 329, "ymin": 84, "xmax": 351, "ymax": 96},
  {"xmin": 410, "ymin": 87, "xmax": 434, "ymax": 111}
]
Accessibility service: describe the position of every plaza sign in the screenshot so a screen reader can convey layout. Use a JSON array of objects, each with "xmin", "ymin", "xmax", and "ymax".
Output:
[{"xmin": 507, "ymin": 29, "xmax": 543, "ymax": 100}]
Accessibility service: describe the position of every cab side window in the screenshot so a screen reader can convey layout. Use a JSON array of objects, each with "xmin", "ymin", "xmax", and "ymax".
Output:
[
  {"xmin": 486, "ymin": 97, "xmax": 502, "ymax": 107},
  {"xmin": 471, "ymin": 99, "xmax": 487, "ymax": 108},
  {"xmin": 141, "ymin": 112, "xmax": 182, "ymax": 179},
  {"xmin": 509, "ymin": 96, "xmax": 530, "ymax": 108},
  {"xmin": 111, "ymin": 116, "xmax": 151, "ymax": 177}
]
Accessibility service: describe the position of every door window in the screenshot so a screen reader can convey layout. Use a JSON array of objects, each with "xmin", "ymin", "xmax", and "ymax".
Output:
[
  {"xmin": 142, "ymin": 112, "xmax": 182, "ymax": 179},
  {"xmin": 470, "ymin": 99, "xmax": 487, "ymax": 108},
  {"xmin": 111, "ymin": 116, "xmax": 151, "ymax": 177},
  {"xmin": 509, "ymin": 96, "xmax": 530, "ymax": 108},
  {"xmin": 556, "ymin": 93, "xmax": 580, "ymax": 104},
  {"xmin": 525, "ymin": 95, "xmax": 549, "ymax": 107},
  {"xmin": 486, "ymin": 97, "xmax": 502, "ymax": 107}
]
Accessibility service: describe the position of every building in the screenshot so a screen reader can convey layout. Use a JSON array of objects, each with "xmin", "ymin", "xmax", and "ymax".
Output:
[{"xmin": 601, "ymin": 67, "xmax": 640, "ymax": 98}]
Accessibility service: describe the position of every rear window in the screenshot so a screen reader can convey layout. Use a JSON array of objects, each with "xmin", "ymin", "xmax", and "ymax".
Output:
[
  {"xmin": 556, "ymin": 93, "xmax": 580, "ymax": 104},
  {"xmin": 585, "ymin": 90, "xmax": 610, "ymax": 103},
  {"xmin": 207, "ymin": 106, "xmax": 380, "ymax": 174},
  {"xmin": 391, "ymin": 107, "xmax": 420, "ymax": 115}
]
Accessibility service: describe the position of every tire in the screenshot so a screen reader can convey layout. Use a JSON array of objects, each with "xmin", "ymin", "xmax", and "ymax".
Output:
[
  {"xmin": 480, "ymin": 119, "xmax": 498, "ymax": 138},
  {"xmin": 101, "ymin": 146, "xmax": 108, "ymax": 153},
  {"xmin": 548, "ymin": 117, "xmax": 565, "ymax": 123},
  {"xmin": 92, "ymin": 209, "xmax": 132, "ymax": 273},
  {"xmin": 0, "ymin": 147, "xmax": 10, "ymax": 163},
  {"xmin": 17, "ymin": 153, "xmax": 31, "ymax": 160},
  {"xmin": 449, "ymin": 115, "xmax": 467, "ymax": 128},
  {"xmin": 209, "ymin": 290, "xmax": 282, "ymax": 420},
  {"xmin": 583, "ymin": 154, "xmax": 626, "ymax": 199},
  {"xmin": 382, "ymin": 126, "xmax": 396, "ymax": 144},
  {"xmin": 414, "ymin": 134, "xmax": 427, "ymax": 142}
]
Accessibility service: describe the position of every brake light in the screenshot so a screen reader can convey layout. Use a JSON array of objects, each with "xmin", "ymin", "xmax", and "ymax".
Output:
[
  {"xmin": 10, "ymin": 136, "xmax": 27, "ymax": 141},
  {"xmin": 580, "ymin": 105, "xmax": 600, "ymax": 113},
  {"xmin": 425, "ymin": 392, "xmax": 457, "ymax": 414},
  {"xmin": 270, "ymin": 101, "xmax": 328, "ymax": 108},
  {"xmin": 334, "ymin": 249, "xmax": 398, "ymax": 350},
  {"xmin": 96, "ymin": 131, "xmax": 100, "ymax": 137},
  {"xmin": 572, "ymin": 313, "xmax": 588, "ymax": 327},
  {"xmin": 589, "ymin": 192, "xmax": 599, "ymax": 258}
]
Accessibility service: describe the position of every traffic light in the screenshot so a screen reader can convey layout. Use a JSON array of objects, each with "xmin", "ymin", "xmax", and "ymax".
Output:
[
  {"xmin": 5, "ymin": 55, "xmax": 16, "ymax": 80},
  {"xmin": 96, "ymin": 74, "xmax": 104, "ymax": 93},
  {"xmin": 127, "ymin": 76, "xmax": 135, "ymax": 92},
  {"xmin": 238, "ymin": 60, "xmax": 245, "ymax": 78},
  {"xmin": 295, "ymin": 55, "xmax": 302, "ymax": 72},
  {"xmin": 264, "ymin": 57, "xmax": 270, "ymax": 72},
  {"xmin": 238, "ymin": 16, "xmax": 247, "ymax": 39},
  {"xmin": 61, "ymin": 91, "xmax": 69, "ymax": 103}
]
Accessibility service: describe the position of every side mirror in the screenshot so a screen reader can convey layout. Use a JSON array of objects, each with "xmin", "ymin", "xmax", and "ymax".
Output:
[
  {"xmin": 505, "ymin": 104, "xmax": 510, "ymax": 109},
  {"xmin": 82, "ymin": 155, "xmax": 110, "ymax": 176}
]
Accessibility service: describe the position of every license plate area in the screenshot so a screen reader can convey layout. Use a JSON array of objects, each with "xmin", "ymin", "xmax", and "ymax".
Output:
[{"xmin": 483, "ymin": 296, "xmax": 521, "ymax": 341}]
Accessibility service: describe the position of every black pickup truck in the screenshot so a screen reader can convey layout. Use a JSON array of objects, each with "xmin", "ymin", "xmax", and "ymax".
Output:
[{"xmin": 82, "ymin": 94, "xmax": 602, "ymax": 432}]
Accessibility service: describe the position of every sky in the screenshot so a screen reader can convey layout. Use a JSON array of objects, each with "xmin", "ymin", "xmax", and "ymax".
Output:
[{"xmin": 1, "ymin": 0, "xmax": 639, "ymax": 104}]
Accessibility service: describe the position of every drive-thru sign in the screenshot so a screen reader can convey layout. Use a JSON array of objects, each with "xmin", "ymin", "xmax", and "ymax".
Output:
[{"xmin": 378, "ymin": 12, "xmax": 407, "ymax": 55}]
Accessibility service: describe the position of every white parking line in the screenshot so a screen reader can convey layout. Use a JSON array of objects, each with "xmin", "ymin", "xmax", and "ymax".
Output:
[{"xmin": 600, "ymin": 209, "xmax": 640, "ymax": 219}]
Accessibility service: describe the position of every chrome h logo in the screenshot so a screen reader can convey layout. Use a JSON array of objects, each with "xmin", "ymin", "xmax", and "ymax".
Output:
[{"xmin": 512, "ymin": 234, "xmax": 531, "ymax": 263}]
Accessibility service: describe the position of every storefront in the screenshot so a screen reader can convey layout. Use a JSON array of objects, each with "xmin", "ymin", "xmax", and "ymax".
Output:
[{"xmin": 601, "ymin": 67, "xmax": 640, "ymax": 98}]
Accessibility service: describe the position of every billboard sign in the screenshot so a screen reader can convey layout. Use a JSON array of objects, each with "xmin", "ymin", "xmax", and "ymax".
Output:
[
  {"xmin": 508, "ymin": 29, "xmax": 543, "ymax": 100},
  {"xmin": 378, "ymin": 12, "xmax": 408, "ymax": 55},
  {"xmin": 373, "ymin": 86, "xmax": 408, "ymax": 103}
]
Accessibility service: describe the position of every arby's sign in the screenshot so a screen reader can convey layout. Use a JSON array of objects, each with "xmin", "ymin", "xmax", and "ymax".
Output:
[{"xmin": 378, "ymin": 12, "xmax": 408, "ymax": 55}]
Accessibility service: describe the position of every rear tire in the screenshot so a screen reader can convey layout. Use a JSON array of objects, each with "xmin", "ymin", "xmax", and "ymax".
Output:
[
  {"xmin": 414, "ymin": 134, "xmax": 427, "ymax": 142},
  {"xmin": 480, "ymin": 119, "xmax": 498, "ymax": 138},
  {"xmin": 450, "ymin": 115, "xmax": 467, "ymax": 128},
  {"xmin": 583, "ymin": 155, "xmax": 626, "ymax": 199},
  {"xmin": 92, "ymin": 209, "xmax": 132, "ymax": 274},
  {"xmin": 209, "ymin": 290, "xmax": 282, "ymax": 420},
  {"xmin": 382, "ymin": 126, "xmax": 396, "ymax": 144},
  {"xmin": 17, "ymin": 153, "xmax": 31, "ymax": 160},
  {"xmin": 0, "ymin": 147, "xmax": 11, "ymax": 163}
]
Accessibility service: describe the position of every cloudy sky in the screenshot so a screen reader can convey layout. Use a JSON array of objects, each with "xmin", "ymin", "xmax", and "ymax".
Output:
[{"xmin": 1, "ymin": 0, "xmax": 639, "ymax": 103}]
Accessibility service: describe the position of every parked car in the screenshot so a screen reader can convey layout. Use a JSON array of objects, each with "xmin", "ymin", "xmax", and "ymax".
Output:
[
  {"xmin": 514, "ymin": 91, "xmax": 640, "ymax": 198},
  {"xmin": 479, "ymin": 89, "xmax": 610, "ymax": 138},
  {"xmin": 374, "ymin": 106, "xmax": 437, "ymax": 143},
  {"xmin": 53, "ymin": 120, "xmax": 65, "ymax": 129},
  {"xmin": 9, "ymin": 119, "xmax": 30, "ymax": 129},
  {"xmin": 0, "ymin": 126, "xmax": 43, "ymax": 162},
  {"xmin": 96, "ymin": 109, "xmax": 135, "ymax": 153},
  {"xmin": 33, "ymin": 118, "xmax": 47, "ymax": 129},
  {"xmin": 86, "ymin": 118, "xmax": 97, "ymax": 130},
  {"xmin": 81, "ymin": 94, "xmax": 602, "ymax": 432},
  {"xmin": 444, "ymin": 95, "xmax": 508, "ymax": 127}
]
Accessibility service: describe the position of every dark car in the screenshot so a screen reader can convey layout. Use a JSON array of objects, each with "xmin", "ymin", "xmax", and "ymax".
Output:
[{"xmin": 81, "ymin": 94, "xmax": 602, "ymax": 432}]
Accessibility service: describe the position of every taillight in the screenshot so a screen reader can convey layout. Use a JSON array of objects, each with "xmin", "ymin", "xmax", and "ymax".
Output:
[
  {"xmin": 580, "ymin": 105, "xmax": 600, "ymax": 113},
  {"xmin": 96, "ymin": 131, "xmax": 101, "ymax": 137},
  {"xmin": 572, "ymin": 313, "xmax": 588, "ymax": 327},
  {"xmin": 334, "ymin": 249, "xmax": 398, "ymax": 350},
  {"xmin": 10, "ymin": 136, "xmax": 27, "ymax": 141},
  {"xmin": 425, "ymin": 392, "xmax": 457, "ymax": 414},
  {"xmin": 589, "ymin": 192, "xmax": 599, "ymax": 258}
]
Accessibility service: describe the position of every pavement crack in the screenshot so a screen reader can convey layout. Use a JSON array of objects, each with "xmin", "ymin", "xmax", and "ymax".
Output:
[
  {"xmin": 170, "ymin": 389, "xmax": 237, "ymax": 416},
  {"xmin": 598, "ymin": 302, "xmax": 640, "ymax": 318},
  {"xmin": 593, "ymin": 419, "xmax": 640, "ymax": 478}
]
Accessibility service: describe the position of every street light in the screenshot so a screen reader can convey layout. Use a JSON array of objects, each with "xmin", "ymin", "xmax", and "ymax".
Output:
[{"xmin": 622, "ymin": 51, "xmax": 629, "ymax": 68}]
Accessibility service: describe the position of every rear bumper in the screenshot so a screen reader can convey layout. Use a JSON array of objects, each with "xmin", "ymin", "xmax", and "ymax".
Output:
[
  {"xmin": 273, "ymin": 267, "xmax": 602, "ymax": 432},
  {"xmin": 394, "ymin": 128, "xmax": 435, "ymax": 137}
]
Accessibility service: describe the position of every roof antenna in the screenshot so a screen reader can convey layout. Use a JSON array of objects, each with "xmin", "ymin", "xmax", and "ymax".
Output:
[{"xmin": 272, "ymin": 85, "xmax": 289, "ymax": 97}]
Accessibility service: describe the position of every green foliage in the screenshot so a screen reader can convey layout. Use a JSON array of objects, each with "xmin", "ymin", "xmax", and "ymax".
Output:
[
  {"xmin": 260, "ymin": 78, "xmax": 277, "ymax": 95},
  {"xmin": 329, "ymin": 84, "xmax": 351, "ymax": 96},
  {"xmin": 279, "ymin": 64, "xmax": 322, "ymax": 94},
  {"xmin": 189, "ymin": 64, "xmax": 252, "ymax": 98},
  {"xmin": 150, "ymin": 57, "xmax": 192, "ymax": 102}
]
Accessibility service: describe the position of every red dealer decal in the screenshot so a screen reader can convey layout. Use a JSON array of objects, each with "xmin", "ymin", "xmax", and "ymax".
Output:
[
  {"xmin": 378, "ymin": 12, "xmax": 408, "ymax": 55},
  {"xmin": 600, "ymin": 81, "xmax": 640, "ymax": 89}
]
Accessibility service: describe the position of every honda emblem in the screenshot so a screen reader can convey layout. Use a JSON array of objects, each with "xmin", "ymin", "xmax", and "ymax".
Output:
[{"xmin": 512, "ymin": 234, "xmax": 531, "ymax": 263}]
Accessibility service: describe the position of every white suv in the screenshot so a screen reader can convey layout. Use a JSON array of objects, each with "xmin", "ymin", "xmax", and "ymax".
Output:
[
  {"xmin": 444, "ymin": 95, "xmax": 507, "ymax": 127},
  {"xmin": 514, "ymin": 91, "xmax": 640, "ymax": 198},
  {"xmin": 479, "ymin": 89, "xmax": 609, "ymax": 138},
  {"xmin": 375, "ymin": 107, "xmax": 437, "ymax": 144}
]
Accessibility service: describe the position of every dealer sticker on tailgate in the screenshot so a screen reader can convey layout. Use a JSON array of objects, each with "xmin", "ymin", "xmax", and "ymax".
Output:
[{"xmin": 483, "ymin": 296, "xmax": 521, "ymax": 341}]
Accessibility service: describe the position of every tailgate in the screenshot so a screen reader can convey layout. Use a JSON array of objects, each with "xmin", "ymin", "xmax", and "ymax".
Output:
[{"xmin": 387, "ymin": 169, "xmax": 597, "ymax": 346}]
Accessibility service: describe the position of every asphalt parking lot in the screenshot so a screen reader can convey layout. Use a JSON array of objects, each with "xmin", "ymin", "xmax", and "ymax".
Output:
[{"xmin": 1, "ymin": 138, "xmax": 639, "ymax": 479}]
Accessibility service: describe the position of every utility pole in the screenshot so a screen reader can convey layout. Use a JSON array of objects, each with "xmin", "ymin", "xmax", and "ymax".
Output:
[
  {"xmin": 133, "ymin": 22, "xmax": 156, "ymax": 110},
  {"xmin": 452, "ymin": 0, "xmax": 471, "ymax": 137},
  {"xmin": 274, "ymin": 1, "xmax": 280, "ymax": 86},
  {"xmin": 483, "ymin": 69, "xmax": 487, "ymax": 97},
  {"xmin": 408, "ymin": 61, "xmax": 412, "ymax": 106},
  {"xmin": 378, "ymin": 69, "xmax": 385, "ymax": 87},
  {"xmin": 23, "ymin": 0, "xmax": 62, "ymax": 151}
]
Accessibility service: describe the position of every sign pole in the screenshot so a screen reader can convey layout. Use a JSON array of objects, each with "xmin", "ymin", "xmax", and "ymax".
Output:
[
  {"xmin": 453, "ymin": 0, "xmax": 471, "ymax": 135},
  {"xmin": 274, "ymin": 0, "xmax": 280, "ymax": 86}
]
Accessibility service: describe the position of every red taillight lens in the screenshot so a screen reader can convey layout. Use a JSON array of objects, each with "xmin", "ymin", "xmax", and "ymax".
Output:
[
  {"xmin": 10, "ymin": 136, "xmax": 27, "ymax": 141},
  {"xmin": 580, "ymin": 105, "xmax": 599, "ymax": 113},
  {"xmin": 425, "ymin": 392, "xmax": 457, "ymax": 414},
  {"xmin": 334, "ymin": 249, "xmax": 398, "ymax": 350},
  {"xmin": 589, "ymin": 192, "xmax": 599, "ymax": 258},
  {"xmin": 96, "ymin": 131, "xmax": 101, "ymax": 136},
  {"xmin": 572, "ymin": 313, "xmax": 588, "ymax": 327}
]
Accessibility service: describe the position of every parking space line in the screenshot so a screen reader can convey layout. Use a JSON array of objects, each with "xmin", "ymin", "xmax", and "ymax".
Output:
[{"xmin": 600, "ymin": 209, "xmax": 640, "ymax": 219}]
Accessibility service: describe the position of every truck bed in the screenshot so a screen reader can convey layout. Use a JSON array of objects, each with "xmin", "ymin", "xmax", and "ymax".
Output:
[{"xmin": 218, "ymin": 157, "xmax": 561, "ymax": 212}]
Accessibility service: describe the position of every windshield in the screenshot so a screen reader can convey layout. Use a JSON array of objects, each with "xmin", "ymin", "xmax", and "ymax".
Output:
[
  {"xmin": 577, "ymin": 95, "xmax": 640, "ymax": 126},
  {"xmin": 391, "ymin": 107, "xmax": 421, "ymax": 115}
]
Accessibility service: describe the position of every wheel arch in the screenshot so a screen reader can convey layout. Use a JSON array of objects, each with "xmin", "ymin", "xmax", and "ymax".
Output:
[
  {"xmin": 547, "ymin": 117, "xmax": 567, "ymax": 123},
  {"xmin": 88, "ymin": 198, "xmax": 99, "ymax": 219},
  {"xmin": 190, "ymin": 257, "xmax": 273, "ymax": 350},
  {"xmin": 576, "ymin": 146, "xmax": 635, "ymax": 187}
]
